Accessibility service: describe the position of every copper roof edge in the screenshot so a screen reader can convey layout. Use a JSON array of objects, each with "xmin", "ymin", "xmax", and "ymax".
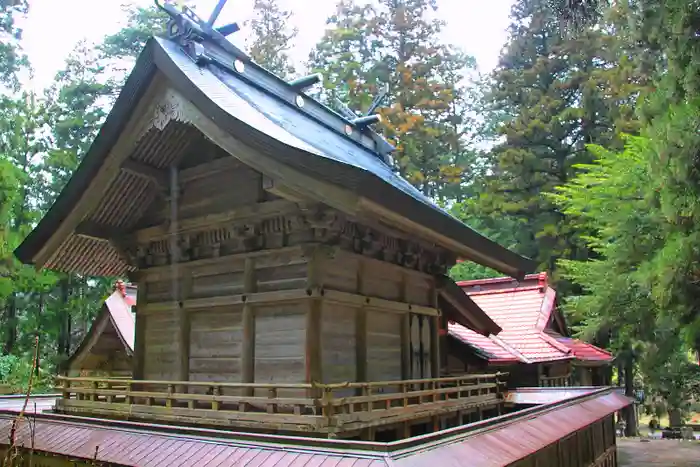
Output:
[
  {"xmin": 456, "ymin": 272, "xmax": 548, "ymax": 288},
  {"xmin": 0, "ymin": 387, "xmax": 630, "ymax": 458}
]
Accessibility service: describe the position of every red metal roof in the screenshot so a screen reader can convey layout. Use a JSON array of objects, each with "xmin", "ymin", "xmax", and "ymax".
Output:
[
  {"xmin": 0, "ymin": 416, "xmax": 387, "ymax": 467},
  {"xmin": 0, "ymin": 388, "xmax": 630, "ymax": 467},
  {"xmin": 449, "ymin": 273, "xmax": 612, "ymax": 364},
  {"xmin": 391, "ymin": 390, "xmax": 630, "ymax": 467},
  {"xmin": 546, "ymin": 331, "xmax": 614, "ymax": 363}
]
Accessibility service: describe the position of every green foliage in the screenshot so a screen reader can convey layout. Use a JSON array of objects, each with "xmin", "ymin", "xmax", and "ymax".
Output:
[
  {"xmin": 0, "ymin": 0, "xmax": 28, "ymax": 90},
  {"xmin": 0, "ymin": 2, "xmax": 141, "ymax": 377},
  {"xmin": 0, "ymin": 354, "xmax": 52, "ymax": 393},
  {"xmin": 309, "ymin": 0, "xmax": 479, "ymax": 200},
  {"xmin": 474, "ymin": 0, "xmax": 651, "ymax": 279},
  {"xmin": 99, "ymin": 2, "xmax": 169, "ymax": 64},
  {"xmin": 247, "ymin": 0, "xmax": 298, "ymax": 78}
]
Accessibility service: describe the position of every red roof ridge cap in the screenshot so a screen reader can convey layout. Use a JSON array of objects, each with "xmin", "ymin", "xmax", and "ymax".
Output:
[
  {"xmin": 535, "ymin": 287, "xmax": 557, "ymax": 330},
  {"xmin": 572, "ymin": 338, "xmax": 615, "ymax": 357},
  {"xmin": 539, "ymin": 329, "xmax": 573, "ymax": 355},
  {"xmin": 490, "ymin": 334, "xmax": 531, "ymax": 364},
  {"xmin": 465, "ymin": 285, "xmax": 543, "ymax": 296},
  {"xmin": 456, "ymin": 272, "xmax": 548, "ymax": 288}
]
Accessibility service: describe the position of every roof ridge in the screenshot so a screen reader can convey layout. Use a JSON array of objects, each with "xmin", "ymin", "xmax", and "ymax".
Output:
[
  {"xmin": 537, "ymin": 329, "xmax": 572, "ymax": 356},
  {"xmin": 465, "ymin": 285, "xmax": 543, "ymax": 297},
  {"xmin": 456, "ymin": 272, "xmax": 547, "ymax": 288},
  {"xmin": 489, "ymin": 335, "xmax": 531, "ymax": 364},
  {"xmin": 535, "ymin": 287, "xmax": 557, "ymax": 330}
]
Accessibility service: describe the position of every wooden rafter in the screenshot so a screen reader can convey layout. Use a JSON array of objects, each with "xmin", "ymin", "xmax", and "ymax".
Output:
[{"xmin": 121, "ymin": 159, "xmax": 168, "ymax": 191}]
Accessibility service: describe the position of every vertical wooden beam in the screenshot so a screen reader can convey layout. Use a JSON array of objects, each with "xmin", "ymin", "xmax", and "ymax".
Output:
[
  {"xmin": 133, "ymin": 284, "xmax": 147, "ymax": 380},
  {"xmin": 178, "ymin": 305, "xmax": 190, "ymax": 388},
  {"xmin": 241, "ymin": 304, "xmax": 255, "ymax": 395},
  {"xmin": 430, "ymin": 315, "xmax": 440, "ymax": 378},
  {"xmin": 401, "ymin": 314, "xmax": 411, "ymax": 380},
  {"xmin": 430, "ymin": 279, "xmax": 440, "ymax": 378},
  {"xmin": 306, "ymin": 299, "xmax": 322, "ymax": 391},
  {"xmin": 356, "ymin": 258, "xmax": 367, "ymax": 385},
  {"xmin": 356, "ymin": 307, "xmax": 367, "ymax": 383},
  {"xmin": 306, "ymin": 247, "xmax": 323, "ymax": 394},
  {"xmin": 179, "ymin": 270, "xmax": 193, "ymax": 386},
  {"xmin": 242, "ymin": 257, "xmax": 257, "ymax": 396},
  {"xmin": 399, "ymin": 272, "xmax": 411, "ymax": 380}
]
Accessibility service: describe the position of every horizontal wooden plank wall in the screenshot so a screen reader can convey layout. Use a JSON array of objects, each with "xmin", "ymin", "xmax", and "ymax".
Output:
[
  {"xmin": 188, "ymin": 305, "xmax": 243, "ymax": 391},
  {"xmin": 142, "ymin": 311, "xmax": 179, "ymax": 381},
  {"xmin": 128, "ymin": 155, "xmax": 449, "ymax": 395}
]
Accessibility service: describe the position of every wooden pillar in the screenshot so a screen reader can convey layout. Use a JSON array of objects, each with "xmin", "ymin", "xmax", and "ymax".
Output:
[
  {"xmin": 306, "ymin": 300, "xmax": 322, "ymax": 388},
  {"xmin": 177, "ymin": 307, "xmax": 190, "ymax": 391},
  {"xmin": 178, "ymin": 271, "xmax": 192, "ymax": 386},
  {"xmin": 242, "ymin": 258, "xmax": 256, "ymax": 396},
  {"xmin": 356, "ymin": 259, "xmax": 367, "ymax": 384},
  {"xmin": 306, "ymin": 248, "xmax": 323, "ymax": 393},
  {"xmin": 356, "ymin": 308, "xmax": 367, "ymax": 383},
  {"xmin": 430, "ymin": 282, "xmax": 440, "ymax": 378},
  {"xmin": 399, "ymin": 272, "xmax": 411, "ymax": 380},
  {"xmin": 401, "ymin": 314, "xmax": 411, "ymax": 380},
  {"xmin": 133, "ymin": 302, "xmax": 146, "ymax": 380},
  {"xmin": 430, "ymin": 315, "xmax": 440, "ymax": 378}
]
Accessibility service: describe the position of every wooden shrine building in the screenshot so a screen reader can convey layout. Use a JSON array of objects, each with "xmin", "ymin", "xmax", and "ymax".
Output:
[
  {"xmin": 6, "ymin": 2, "xmax": 630, "ymax": 465},
  {"xmin": 14, "ymin": 1, "xmax": 533, "ymax": 440},
  {"xmin": 448, "ymin": 273, "xmax": 614, "ymax": 388},
  {"xmin": 63, "ymin": 281, "xmax": 137, "ymax": 378}
]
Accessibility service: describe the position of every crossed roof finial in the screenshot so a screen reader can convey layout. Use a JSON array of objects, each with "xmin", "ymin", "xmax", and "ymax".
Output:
[{"xmin": 155, "ymin": 0, "xmax": 241, "ymax": 52}]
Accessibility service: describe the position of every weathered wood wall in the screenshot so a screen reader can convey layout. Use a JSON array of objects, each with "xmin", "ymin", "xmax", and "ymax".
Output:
[
  {"xmin": 128, "ymin": 154, "xmax": 448, "ymax": 388},
  {"xmin": 67, "ymin": 324, "xmax": 132, "ymax": 378}
]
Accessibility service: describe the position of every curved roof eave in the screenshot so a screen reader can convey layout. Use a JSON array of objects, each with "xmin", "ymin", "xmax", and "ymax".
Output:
[{"xmin": 15, "ymin": 37, "xmax": 535, "ymax": 279}]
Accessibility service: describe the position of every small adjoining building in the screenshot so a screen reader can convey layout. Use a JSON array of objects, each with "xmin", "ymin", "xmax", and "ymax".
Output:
[
  {"xmin": 448, "ymin": 273, "xmax": 614, "ymax": 388},
  {"xmin": 63, "ymin": 281, "xmax": 137, "ymax": 378}
]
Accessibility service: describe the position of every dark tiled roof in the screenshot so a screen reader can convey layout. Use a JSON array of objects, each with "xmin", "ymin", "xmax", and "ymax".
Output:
[{"xmin": 14, "ymin": 25, "xmax": 534, "ymax": 278}]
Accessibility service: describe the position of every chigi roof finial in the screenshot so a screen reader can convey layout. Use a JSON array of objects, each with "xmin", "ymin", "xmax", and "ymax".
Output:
[
  {"xmin": 153, "ymin": 0, "xmax": 395, "ymax": 162},
  {"xmin": 334, "ymin": 83, "xmax": 389, "ymax": 130},
  {"xmin": 155, "ymin": 0, "xmax": 242, "ymax": 57}
]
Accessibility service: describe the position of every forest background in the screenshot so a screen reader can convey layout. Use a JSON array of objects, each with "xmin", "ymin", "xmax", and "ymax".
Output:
[{"xmin": 0, "ymin": 0, "xmax": 699, "ymax": 426}]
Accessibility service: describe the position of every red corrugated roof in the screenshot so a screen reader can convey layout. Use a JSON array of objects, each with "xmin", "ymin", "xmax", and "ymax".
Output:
[
  {"xmin": 448, "ymin": 323, "xmax": 518, "ymax": 362},
  {"xmin": 393, "ymin": 390, "xmax": 630, "ymax": 467},
  {"xmin": 0, "ymin": 417, "xmax": 387, "ymax": 467},
  {"xmin": 450, "ymin": 273, "xmax": 611, "ymax": 364},
  {"xmin": 0, "ymin": 388, "xmax": 630, "ymax": 467},
  {"xmin": 546, "ymin": 331, "xmax": 614, "ymax": 363}
]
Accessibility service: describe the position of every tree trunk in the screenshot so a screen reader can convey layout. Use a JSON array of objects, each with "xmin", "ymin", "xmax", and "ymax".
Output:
[
  {"xmin": 668, "ymin": 408, "xmax": 683, "ymax": 427},
  {"xmin": 3, "ymin": 293, "xmax": 17, "ymax": 354},
  {"xmin": 623, "ymin": 355, "xmax": 638, "ymax": 436}
]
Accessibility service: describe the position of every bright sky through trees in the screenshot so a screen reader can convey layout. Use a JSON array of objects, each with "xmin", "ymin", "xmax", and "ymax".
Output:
[{"xmin": 20, "ymin": 0, "xmax": 513, "ymax": 91}]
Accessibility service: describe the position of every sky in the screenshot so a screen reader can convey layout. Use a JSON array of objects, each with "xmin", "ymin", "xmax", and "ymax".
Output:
[{"xmin": 20, "ymin": 0, "xmax": 514, "ymax": 92}]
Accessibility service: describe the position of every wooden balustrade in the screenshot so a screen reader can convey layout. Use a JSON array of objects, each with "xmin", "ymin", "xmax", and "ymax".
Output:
[
  {"xmin": 55, "ymin": 373, "xmax": 506, "ymax": 437},
  {"xmin": 539, "ymin": 375, "xmax": 571, "ymax": 387},
  {"xmin": 590, "ymin": 445, "xmax": 617, "ymax": 467}
]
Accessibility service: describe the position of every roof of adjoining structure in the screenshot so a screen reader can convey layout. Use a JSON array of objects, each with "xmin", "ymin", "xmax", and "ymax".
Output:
[
  {"xmin": 449, "ymin": 273, "xmax": 613, "ymax": 365},
  {"xmin": 0, "ymin": 387, "xmax": 630, "ymax": 467},
  {"xmin": 63, "ymin": 281, "xmax": 137, "ymax": 371},
  {"xmin": 13, "ymin": 3, "xmax": 534, "ymax": 280}
]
